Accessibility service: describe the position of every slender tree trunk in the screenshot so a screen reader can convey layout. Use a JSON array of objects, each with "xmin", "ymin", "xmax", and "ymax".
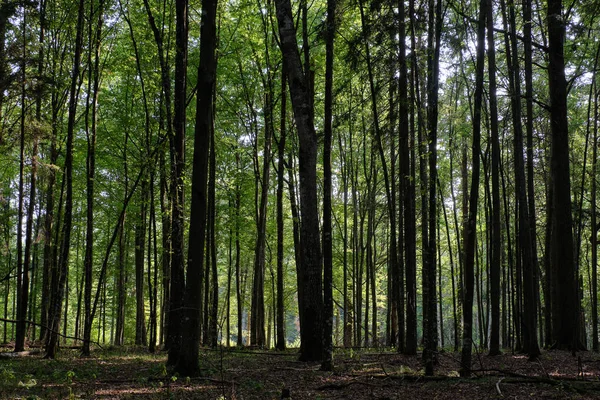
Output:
[
  {"xmin": 175, "ymin": 0, "xmax": 217, "ymax": 375},
  {"xmin": 235, "ymin": 157, "xmax": 244, "ymax": 347},
  {"xmin": 166, "ymin": 0, "xmax": 188, "ymax": 366},
  {"xmin": 275, "ymin": 0, "xmax": 323, "ymax": 361},
  {"xmin": 424, "ymin": 0, "xmax": 442, "ymax": 375},
  {"xmin": 402, "ymin": 0, "xmax": 417, "ymax": 356},
  {"xmin": 82, "ymin": 0, "xmax": 103, "ymax": 356},
  {"xmin": 209, "ymin": 116, "xmax": 218, "ymax": 348},
  {"xmin": 276, "ymin": 72, "xmax": 287, "ymax": 351},
  {"xmin": 321, "ymin": 0, "xmax": 335, "ymax": 370},
  {"xmin": 460, "ymin": 0, "xmax": 485, "ymax": 376},
  {"xmin": 505, "ymin": 0, "xmax": 539, "ymax": 358},
  {"xmin": 14, "ymin": 6, "xmax": 27, "ymax": 352},
  {"xmin": 45, "ymin": 0, "xmax": 85, "ymax": 359},
  {"xmin": 487, "ymin": 0, "xmax": 501, "ymax": 356},
  {"xmin": 592, "ymin": 81, "xmax": 598, "ymax": 352},
  {"xmin": 251, "ymin": 90, "xmax": 272, "ymax": 347},
  {"xmin": 358, "ymin": 0, "xmax": 400, "ymax": 352}
]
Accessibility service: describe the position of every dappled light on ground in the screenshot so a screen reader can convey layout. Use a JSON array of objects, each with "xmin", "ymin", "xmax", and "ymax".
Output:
[{"xmin": 2, "ymin": 347, "xmax": 600, "ymax": 399}]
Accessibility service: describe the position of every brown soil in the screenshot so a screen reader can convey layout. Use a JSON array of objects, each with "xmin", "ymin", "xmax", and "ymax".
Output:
[{"xmin": 2, "ymin": 346, "xmax": 600, "ymax": 399}]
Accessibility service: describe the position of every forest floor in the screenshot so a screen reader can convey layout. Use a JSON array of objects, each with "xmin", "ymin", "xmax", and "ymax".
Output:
[{"xmin": 2, "ymin": 345, "xmax": 600, "ymax": 399}]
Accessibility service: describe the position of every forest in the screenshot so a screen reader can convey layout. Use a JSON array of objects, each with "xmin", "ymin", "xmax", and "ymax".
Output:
[{"xmin": 1, "ymin": 0, "xmax": 600, "ymax": 395}]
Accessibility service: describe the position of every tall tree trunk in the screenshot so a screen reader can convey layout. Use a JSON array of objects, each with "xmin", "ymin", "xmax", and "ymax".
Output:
[
  {"xmin": 591, "ymin": 82, "xmax": 598, "ymax": 352},
  {"xmin": 459, "ymin": 0, "xmax": 485, "ymax": 376},
  {"xmin": 135, "ymin": 181, "xmax": 148, "ymax": 346},
  {"xmin": 321, "ymin": 0, "xmax": 335, "ymax": 370},
  {"xmin": 424, "ymin": 0, "xmax": 442, "ymax": 375},
  {"xmin": 82, "ymin": 0, "xmax": 103, "ymax": 356},
  {"xmin": 505, "ymin": 0, "xmax": 539, "ymax": 358},
  {"xmin": 45, "ymin": 0, "xmax": 85, "ymax": 359},
  {"xmin": 235, "ymin": 156, "xmax": 244, "ymax": 347},
  {"xmin": 276, "ymin": 72, "xmax": 287, "ymax": 351},
  {"xmin": 275, "ymin": 0, "xmax": 323, "ymax": 361},
  {"xmin": 358, "ymin": 0, "xmax": 400, "ymax": 352},
  {"xmin": 14, "ymin": 5, "xmax": 27, "ymax": 352},
  {"xmin": 487, "ymin": 0, "xmax": 501, "ymax": 356},
  {"xmin": 209, "ymin": 116, "xmax": 218, "ymax": 347},
  {"xmin": 251, "ymin": 91, "xmax": 272, "ymax": 347},
  {"xmin": 175, "ymin": 0, "xmax": 217, "ymax": 375},
  {"xmin": 402, "ymin": 0, "xmax": 417, "ymax": 356},
  {"xmin": 547, "ymin": 0, "xmax": 580, "ymax": 350},
  {"xmin": 167, "ymin": 0, "xmax": 188, "ymax": 366}
]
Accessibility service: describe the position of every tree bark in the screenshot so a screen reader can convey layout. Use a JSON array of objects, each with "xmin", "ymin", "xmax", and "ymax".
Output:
[
  {"xmin": 45, "ymin": 0, "xmax": 85, "ymax": 359},
  {"xmin": 460, "ymin": 0, "xmax": 485, "ymax": 376},
  {"xmin": 547, "ymin": 0, "xmax": 580, "ymax": 350},
  {"xmin": 276, "ymin": 72, "xmax": 287, "ymax": 352},
  {"xmin": 167, "ymin": 0, "xmax": 188, "ymax": 366},
  {"xmin": 175, "ymin": 0, "xmax": 217, "ymax": 375},
  {"xmin": 487, "ymin": 0, "xmax": 502, "ymax": 357},
  {"xmin": 274, "ymin": 0, "xmax": 323, "ymax": 361},
  {"xmin": 321, "ymin": 0, "xmax": 334, "ymax": 369}
]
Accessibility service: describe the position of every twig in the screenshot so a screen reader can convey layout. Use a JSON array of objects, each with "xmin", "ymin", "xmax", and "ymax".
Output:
[{"xmin": 496, "ymin": 377, "xmax": 504, "ymax": 396}]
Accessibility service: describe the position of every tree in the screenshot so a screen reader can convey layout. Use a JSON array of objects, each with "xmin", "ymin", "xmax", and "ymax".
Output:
[
  {"xmin": 175, "ymin": 0, "xmax": 218, "ymax": 375},
  {"xmin": 486, "ymin": 0, "xmax": 501, "ymax": 356},
  {"xmin": 274, "ymin": 0, "xmax": 324, "ymax": 361},
  {"xmin": 321, "ymin": 0, "xmax": 335, "ymax": 371},
  {"xmin": 547, "ymin": 0, "xmax": 580, "ymax": 350},
  {"xmin": 460, "ymin": 0, "xmax": 485, "ymax": 376},
  {"xmin": 45, "ymin": 0, "xmax": 86, "ymax": 359},
  {"xmin": 167, "ymin": 0, "xmax": 188, "ymax": 366}
]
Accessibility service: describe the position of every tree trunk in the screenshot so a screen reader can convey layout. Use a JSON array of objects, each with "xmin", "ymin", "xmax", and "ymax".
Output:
[
  {"xmin": 251, "ymin": 90, "xmax": 272, "ymax": 348},
  {"xmin": 276, "ymin": 72, "xmax": 287, "ymax": 352},
  {"xmin": 45, "ymin": 0, "xmax": 85, "ymax": 359},
  {"xmin": 424, "ymin": 0, "xmax": 442, "ymax": 375},
  {"xmin": 274, "ymin": 0, "xmax": 323, "ymax": 361},
  {"xmin": 14, "ymin": 5, "xmax": 27, "ymax": 351},
  {"xmin": 175, "ymin": 0, "xmax": 217, "ymax": 375},
  {"xmin": 166, "ymin": 0, "xmax": 188, "ymax": 366},
  {"xmin": 487, "ymin": 0, "xmax": 501, "ymax": 356},
  {"xmin": 547, "ymin": 0, "xmax": 580, "ymax": 350},
  {"xmin": 403, "ymin": 0, "xmax": 417, "ymax": 356},
  {"xmin": 592, "ymin": 79, "xmax": 598, "ymax": 351},
  {"xmin": 459, "ymin": 0, "xmax": 485, "ymax": 376}
]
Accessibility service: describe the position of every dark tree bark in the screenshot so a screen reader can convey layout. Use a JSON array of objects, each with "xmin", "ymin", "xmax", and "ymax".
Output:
[
  {"xmin": 320, "ymin": 0, "xmax": 334, "ymax": 370},
  {"xmin": 14, "ymin": 5, "xmax": 27, "ymax": 352},
  {"xmin": 175, "ymin": 0, "xmax": 217, "ymax": 375},
  {"xmin": 276, "ymin": 72, "xmax": 287, "ymax": 352},
  {"xmin": 142, "ymin": 0, "xmax": 173, "ymax": 351},
  {"xmin": 235, "ymin": 155, "xmax": 244, "ymax": 347},
  {"xmin": 401, "ymin": 0, "xmax": 416, "ymax": 356},
  {"xmin": 135, "ymin": 182, "xmax": 148, "ymax": 346},
  {"xmin": 114, "ymin": 132, "xmax": 129, "ymax": 347},
  {"xmin": 547, "ymin": 0, "xmax": 580, "ymax": 350},
  {"xmin": 460, "ymin": 0, "xmax": 485, "ymax": 376},
  {"xmin": 251, "ymin": 88, "xmax": 272, "ymax": 348},
  {"xmin": 275, "ymin": 0, "xmax": 323, "ymax": 362},
  {"xmin": 487, "ymin": 0, "xmax": 501, "ymax": 356},
  {"xmin": 592, "ymin": 82, "xmax": 598, "ymax": 352},
  {"xmin": 424, "ymin": 0, "xmax": 442, "ymax": 375},
  {"xmin": 83, "ymin": 0, "xmax": 104, "ymax": 356},
  {"xmin": 505, "ymin": 0, "xmax": 539, "ymax": 358},
  {"xmin": 45, "ymin": 0, "xmax": 85, "ymax": 359},
  {"xmin": 208, "ymin": 116, "xmax": 218, "ymax": 347},
  {"xmin": 167, "ymin": 0, "xmax": 188, "ymax": 366},
  {"xmin": 358, "ymin": 0, "xmax": 400, "ymax": 352}
]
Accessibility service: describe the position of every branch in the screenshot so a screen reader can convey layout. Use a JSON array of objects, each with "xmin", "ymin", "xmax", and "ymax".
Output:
[{"xmin": 0, "ymin": 318, "xmax": 104, "ymax": 349}]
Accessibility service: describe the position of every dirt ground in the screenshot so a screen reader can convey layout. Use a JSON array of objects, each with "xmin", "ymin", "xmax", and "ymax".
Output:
[{"xmin": 2, "ymin": 345, "xmax": 600, "ymax": 399}]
